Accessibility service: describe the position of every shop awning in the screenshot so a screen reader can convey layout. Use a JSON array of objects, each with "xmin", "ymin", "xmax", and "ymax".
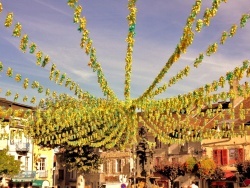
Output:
[
  {"xmin": 12, "ymin": 178, "xmax": 34, "ymax": 182},
  {"xmin": 224, "ymin": 170, "xmax": 235, "ymax": 178},
  {"xmin": 32, "ymin": 180, "xmax": 49, "ymax": 187}
]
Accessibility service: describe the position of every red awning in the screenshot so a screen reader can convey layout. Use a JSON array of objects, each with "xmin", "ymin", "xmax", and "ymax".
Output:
[{"xmin": 224, "ymin": 170, "xmax": 235, "ymax": 178}]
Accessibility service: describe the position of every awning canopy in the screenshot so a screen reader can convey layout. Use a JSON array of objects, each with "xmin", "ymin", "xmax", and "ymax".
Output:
[
  {"xmin": 224, "ymin": 170, "xmax": 235, "ymax": 178},
  {"xmin": 12, "ymin": 178, "xmax": 34, "ymax": 182},
  {"xmin": 32, "ymin": 180, "xmax": 49, "ymax": 187}
]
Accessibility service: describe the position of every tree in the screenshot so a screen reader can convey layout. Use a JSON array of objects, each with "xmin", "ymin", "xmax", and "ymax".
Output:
[
  {"xmin": 184, "ymin": 156, "xmax": 197, "ymax": 173},
  {"xmin": 184, "ymin": 156, "xmax": 221, "ymax": 180},
  {"xmin": 59, "ymin": 145, "xmax": 101, "ymax": 172},
  {"xmin": 0, "ymin": 148, "xmax": 21, "ymax": 177},
  {"xmin": 195, "ymin": 157, "xmax": 216, "ymax": 179},
  {"xmin": 155, "ymin": 162, "xmax": 185, "ymax": 188}
]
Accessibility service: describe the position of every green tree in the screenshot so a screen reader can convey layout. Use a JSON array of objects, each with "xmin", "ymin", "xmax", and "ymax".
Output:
[
  {"xmin": 0, "ymin": 148, "xmax": 21, "ymax": 177},
  {"xmin": 58, "ymin": 145, "xmax": 101, "ymax": 172},
  {"xmin": 155, "ymin": 162, "xmax": 185, "ymax": 188},
  {"xmin": 184, "ymin": 156, "xmax": 197, "ymax": 173}
]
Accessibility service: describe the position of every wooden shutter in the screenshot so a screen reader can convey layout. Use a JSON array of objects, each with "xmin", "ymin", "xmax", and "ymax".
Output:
[
  {"xmin": 121, "ymin": 159, "xmax": 125, "ymax": 173},
  {"xmin": 213, "ymin": 149, "xmax": 222, "ymax": 165},
  {"xmin": 238, "ymin": 148, "xmax": 244, "ymax": 162},
  {"xmin": 112, "ymin": 159, "xmax": 115, "ymax": 173},
  {"xmin": 107, "ymin": 161, "xmax": 110, "ymax": 174},
  {"xmin": 221, "ymin": 149, "xmax": 228, "ymax": 165}
]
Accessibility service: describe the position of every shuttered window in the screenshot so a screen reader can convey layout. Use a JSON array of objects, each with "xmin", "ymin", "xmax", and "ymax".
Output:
[
  {"xmin": 103, "ymin": 160, "xmax": 110, "ymax": 174},
  {"xmin": 221, "ymin": 149, "xmax": 228, "ymax": 165},
  {"xmin": 116, "ymin": 159, "xmax": 122, "ymax": 173},
  {"xmin": 238, "ymin": 148, "xmax": 244, "ymax": 162},
  {"xmin": 121, "ymin": 159, "xmax": 125, "ymax": 173},
  {"xmin": 229, "ymin": 148, "xmax": 244, "ymax": 164},
  {"xmin": 213, "ymin": 149, "xmax": 228, "ymax": 166},
  {"xmin": 213, "ymin": 149, "xmax": 222, "ymax": 166}
]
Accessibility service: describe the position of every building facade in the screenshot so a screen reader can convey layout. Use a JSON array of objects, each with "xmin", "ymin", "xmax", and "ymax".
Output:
[
  {"xmin": 84, "ymin": 150, "xmax": 133, "ymax": 188},
  {"xmin": 32, "ymin": 145, "xmax": 54, "ymax": 188},
  {"xmin": 0, "ymin": 98, "xmax": 36, "ymax": 188}
]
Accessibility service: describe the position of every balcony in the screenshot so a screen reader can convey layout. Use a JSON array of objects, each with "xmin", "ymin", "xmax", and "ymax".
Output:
[
  {"xmin": 12, "ymin": 171, "xmax": 36, "ymax": 182},
  {"xmin": 15, "ymin": 143, "xmax": 30, "ymax": 152},
  {"xmin": 37, "ymin": 170, "xmax": 48, "ymax": 178}
]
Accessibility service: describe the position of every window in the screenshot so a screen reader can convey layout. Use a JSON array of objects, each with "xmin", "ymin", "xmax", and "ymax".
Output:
[
  {"xmin": 111, "ymin": 160, "xmax": 115, "ymax": 173},
  {"xmin": 213, "ymin": 149, "xmax": 228, "ymax": 166},
  {"xmin": 116, "ymin": 159, "xmax": 122, "ymax": 173},
  {"xmin": 18, "ymin": 156, "xmax": 22, "ymax": 161},
  {"xmin": 229, "ymin": 148, "xmax": 244, "ymax": 164},
  {"xmin": 103, "ymin": 161, "xmax": 110, "ymax": 173},
  {"xmin": 10, "ymin": 130, "xmax": 16, "ymax": 145},
  {"xmin": 70, "ymin": 170, "xmax": 77, "ymax": 180},
  {"xmin": 58, "ymin": 169, "xmax": 64, "ymax": 180},
  {"xmin": 213, "ymin": 148, "xmax": 244, "ymax": 166},
  {"xmin": 39, "ymin": 158, "xmax": 46, "ymax": 171}
]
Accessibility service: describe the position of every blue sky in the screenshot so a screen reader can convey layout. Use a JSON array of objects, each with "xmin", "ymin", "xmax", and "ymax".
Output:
[{"xmin": 0, "ymin": 0, "xmax": 250, "ymax": 105}]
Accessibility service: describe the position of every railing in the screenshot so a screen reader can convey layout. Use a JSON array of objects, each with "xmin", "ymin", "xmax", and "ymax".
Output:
[
  {"xmin": 13, "ymin": 171, "xmax": 36, "ymax": 179},
  {"xmin": 37, "ymin": 170, "xmax": 48, "ymax": 178},
  {"xmin": 15, "ymin": 143, "xmax": 30, "ymax": 152}
]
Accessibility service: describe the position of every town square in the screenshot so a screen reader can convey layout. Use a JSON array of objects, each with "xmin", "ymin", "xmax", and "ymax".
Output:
[{"xmin": 1, "ymin": 1, "xmax": 250, "ymax": 188}]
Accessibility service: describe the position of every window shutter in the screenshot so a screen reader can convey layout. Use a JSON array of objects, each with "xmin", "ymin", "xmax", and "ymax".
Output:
[
  {"xmin": 213, "ymin": 149, "xmax": 222, "ymax": 165},
  {"xmin": 238, "ymin": 148, "xmax": 244, "ymax": 162},
  {"xmin": 221, "ymin": 149, "xmax": 228, "ymax": 165},
  {"xmin": 113, "ymin": 159, "xmax": 116, "ymax": 173},
  {"xmin": 121, "ymin": 159, "xmax": 125, "ymax": 173},
  {"xmin": 107, "ymin": 161, "xmax": 110, "ymax": 174}
]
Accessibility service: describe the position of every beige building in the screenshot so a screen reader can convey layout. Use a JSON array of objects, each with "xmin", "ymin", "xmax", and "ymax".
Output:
[
  {"xmin": 0, "ymin": 98, "xmax": 36, "ymax": 188},
  {"xmin": 84, "ymin": 150, "xmax": 133, "ymax": 188},
  {"xmin": 53, "ymin": 149, "xmax": 84, "ymax": 188},
  {"xmin": 32, "ymin": 145, "xmax": 54, "ymax": 188}
]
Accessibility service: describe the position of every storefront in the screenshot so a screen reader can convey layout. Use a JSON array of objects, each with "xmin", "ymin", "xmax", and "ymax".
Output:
[
  {"xmin": 210, "ymin": 181, "xmax": 236, "ymax": 188},
  {"xmin": 210, "ymin": 171, "xmax": 237, "ymax": 188},
  {"xmin": 10, "ymin": 179, "xmax": 33, "ymax": 188},
  {"xmin": 32, "ymin": 180, "xmax": 50, "ymax": 188}
]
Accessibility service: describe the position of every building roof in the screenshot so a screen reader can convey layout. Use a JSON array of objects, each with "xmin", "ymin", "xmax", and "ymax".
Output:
[{"xmin": 0, "ymin": 97, "xmax": 35, "ymax": 121}]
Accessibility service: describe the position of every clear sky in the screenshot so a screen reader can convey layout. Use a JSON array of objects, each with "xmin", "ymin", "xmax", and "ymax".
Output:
[{"xmin": 0, "ymin": 0, "xmax": 250, "ymax": 105}]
